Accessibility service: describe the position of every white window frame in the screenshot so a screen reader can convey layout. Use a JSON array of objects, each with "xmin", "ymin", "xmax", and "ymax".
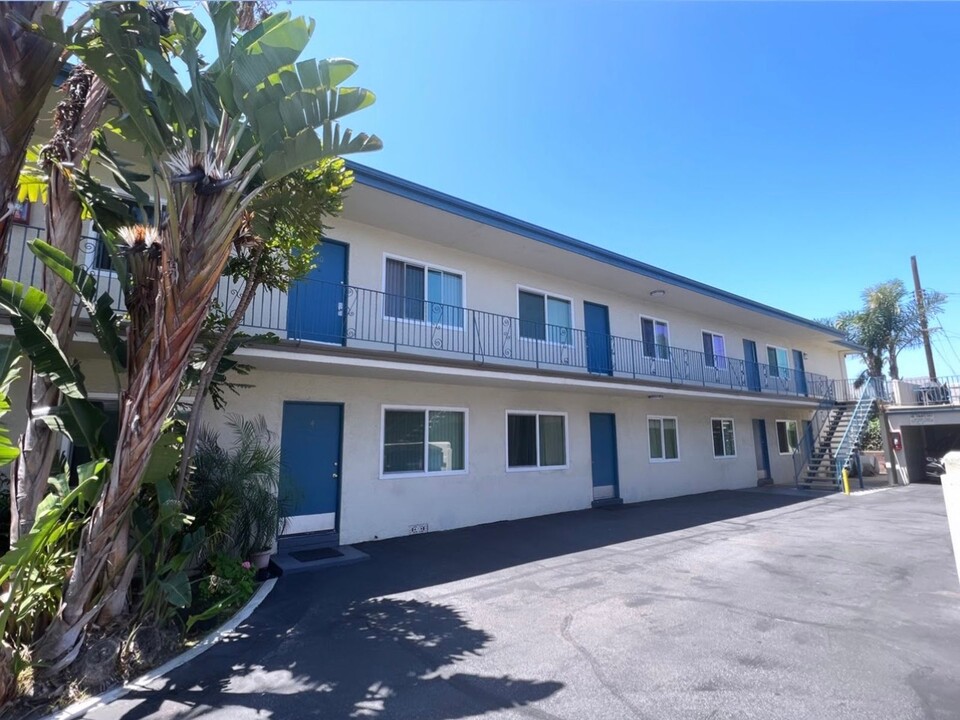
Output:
[
  {"xmin": 647, "ymin": 415, "xmax": 680, "ymax": 463},
  {"xmin": 504, "ymin": 410, "xmax": 570, "ymax": 472},
  {"xmin": 701, "ymin": 329, "xmax": 727, "ymax": 369},
  {"xmin": 766, "ymin": 345, "xmax": 790, "ymax": 378},
  {"xmin": 640, "ymin": 316, "xmax": 671, "ymax": 359},
  {"xmin": 711, "ymin": 417, "xmax": 737, "ymax": 458},
  {"xmin": 379, "ymin": 404, "xmax": 469, "ymax": 479},
  {"xmin": 381, "ymin": 253, "xmax": 467, "ymax": 329},
  {"xmin": 775, "ymin": 419, "xmax": 800, "ymax": 455},
  {"xmin": 516, "ymin": 285, "xmax": 575, "ymax": 346}
]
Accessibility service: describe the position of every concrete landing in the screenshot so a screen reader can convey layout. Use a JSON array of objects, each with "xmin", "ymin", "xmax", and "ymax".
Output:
[{"xmin": 270, "ymin": 544, "xmax": 369, "ymax": 576}]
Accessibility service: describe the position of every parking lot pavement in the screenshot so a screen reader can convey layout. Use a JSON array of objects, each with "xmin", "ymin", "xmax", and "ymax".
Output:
[{"xmin": 84, "ymin": 485, "xmax": 960, "ymax": 720}]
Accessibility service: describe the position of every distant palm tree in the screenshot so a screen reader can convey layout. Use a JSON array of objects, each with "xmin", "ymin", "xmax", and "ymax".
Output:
[{"xmin": 833, "ymin": 279, "xmax": 946, "ymax": 384}]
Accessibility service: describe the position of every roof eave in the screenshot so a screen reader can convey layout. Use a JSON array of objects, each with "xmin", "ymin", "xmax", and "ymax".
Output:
[{"xmin": 347, "ymin": 161, "xmax": 847, "ymax": 341}]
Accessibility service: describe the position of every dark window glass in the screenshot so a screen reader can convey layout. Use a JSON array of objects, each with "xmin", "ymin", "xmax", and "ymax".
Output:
[
  {"xmin": 507, "ymin": 414, "xmax": 537, "ymax": 467},
  {"xmin": 641, "ymin": 318, "xmax": 655, "ymax": 358},
  {"xmin": 518, "ymin": 291, "xmax": 546, "ymax": 341},
  {"xmin": 404, "ymin": 264, "xmax": 424, "ymax": 321},
  {"xmin": 383, "ymin": 410, "xmax": 425, "ymax": 473},
  {"xmin": 702, "ymin": 332, "xmax": 715, "ymax": 367}
]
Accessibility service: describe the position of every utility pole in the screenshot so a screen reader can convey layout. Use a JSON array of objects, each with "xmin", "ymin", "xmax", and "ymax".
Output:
[{"xmin": 911, "ymin": 255, "xmax": 937, "ymax": 381}]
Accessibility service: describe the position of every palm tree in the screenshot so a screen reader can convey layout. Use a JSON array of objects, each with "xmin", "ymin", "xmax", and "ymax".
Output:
[
  {"xmin": 175, "ymin": 159, "xmax": 353, "ymax": 499},
  {"xmin": 33, "ymin": 3, "xmax": 381, "ymax": 669},
  {"xmin": 834, "ymin": 279, "xmax": 946, "ymax": 383},
  {"xmin": 10, "ymin": 65, "xmax": 110, "ymax": 544},
  {"xmin": 0, "ymin": 2, "xmax": 69, "ymax": 267}
]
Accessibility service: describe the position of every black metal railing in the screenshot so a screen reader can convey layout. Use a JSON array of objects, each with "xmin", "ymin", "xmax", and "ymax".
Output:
[
  {"xmin": 792, "ymin": 382, "xmax": 837, "ymax": 485},
  {"xmin": 2, "ymin": 224, "xmax": 831, "ymax": 400},
  {"xmin": 274, "ymin": 280, "xmax": 829, "ymax": 399}
]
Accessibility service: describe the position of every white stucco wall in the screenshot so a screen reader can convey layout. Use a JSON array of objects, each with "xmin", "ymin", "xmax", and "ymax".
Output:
[
  {"xmin": 325, "ymin": 217, "xmax": 845, "ymax": 381},
  {"xmin": 204, "ymin": 367, "xmax": 814, "ymax": 545}
]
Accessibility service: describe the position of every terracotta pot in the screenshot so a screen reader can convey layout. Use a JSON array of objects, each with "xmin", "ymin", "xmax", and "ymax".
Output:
[{"xmin": 251, "ymin": 549, "xmax": 272, "ymax": 570}]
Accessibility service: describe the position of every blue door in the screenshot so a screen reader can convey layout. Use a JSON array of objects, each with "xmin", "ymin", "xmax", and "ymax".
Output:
[
  {"xmin": 584, "ymin": 301, "xmax": 612, "ymax": 375},
  {"xmin": 590, "ymin": 413, "xmax": 619, "ymax": 500},
  {"xmin": 802, "ymin": 419, "xmax": 814, "ymax": 458},
  {"xmin": 743, "ymin": 339, "xmax": 761, "ymax": 392},
  {"xmin": 280, "ymin": 402, "xmax": 343, "ymax": 534},
  {"xmin": 288, "ymin": 240, "xmax": 348, "ymax": 344},
  {"xmin": 793, "ymin": 349, "xmax": 808, "ymax": 396},
  {"xmin": 752, "ymin": 419, "xmax": 772, "ymax": 484}
]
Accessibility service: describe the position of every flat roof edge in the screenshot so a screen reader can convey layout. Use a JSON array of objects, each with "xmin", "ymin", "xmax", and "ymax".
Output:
[{"xmin": 348, "ymin": 162, "xmax": 846, "ymax": 340}]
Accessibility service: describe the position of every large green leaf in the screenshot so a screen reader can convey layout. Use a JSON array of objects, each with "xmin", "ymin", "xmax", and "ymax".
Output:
[
  {"xmin": 0, "ymin": 280, "xmax": 86, "ymax": 399},
  {"xmin": 0, "ymin": 459, "xmax": 108, "ymax": 635},
  {"xmin": 0, "ymin": 338, "xmax": 22, "ymax": 466},
  {"xmin": 230, "ymin": 14, "xmax": 314, "ymax": 105},
  {"xmin": 74, "ymin": 6, "xmax": 171, "ymax": 159},
  {"xmin": 28, "ymin": 239, "xmax": 127, "ymax": 373},
  {"xmin": 39, "ymin": 397, "xmax": 107, "ymax": 452},
  {"xmin": 143, "ymin": 423, "xmax": 184, "ymax": 487},
  {"xmin": 158, "ymin": 570, "xmax": 191, "ymax": 609}
]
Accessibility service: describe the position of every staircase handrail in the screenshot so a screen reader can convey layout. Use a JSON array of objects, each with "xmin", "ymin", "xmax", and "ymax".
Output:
[
  {"xmin": 833, "ymin": 377, "xmax": 879, "ymax": 482},
  {"xmin": 793, "ymin": 381, "xmax": 837, "ymax": 486}
]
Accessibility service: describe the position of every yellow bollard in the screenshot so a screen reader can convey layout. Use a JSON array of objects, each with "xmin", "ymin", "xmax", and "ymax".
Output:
[{"xmin": 842, "ymin": 467, "xmax": 851, "ymax": 495}]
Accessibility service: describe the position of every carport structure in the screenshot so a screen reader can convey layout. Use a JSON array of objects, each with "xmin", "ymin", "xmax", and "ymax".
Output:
[{"xmin": 885, "ymin": 376, "xmax": 960, "ymax": 484}]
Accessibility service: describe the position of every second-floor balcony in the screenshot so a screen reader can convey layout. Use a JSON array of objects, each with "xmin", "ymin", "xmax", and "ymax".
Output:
[{"xmin": 3, "ymin": 224, "xmax": 831, "ymax": 401}]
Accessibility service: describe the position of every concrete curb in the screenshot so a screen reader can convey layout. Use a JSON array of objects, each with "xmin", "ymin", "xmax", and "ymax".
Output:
[{"xmin": 40, "ymin": 578, "xmax": 277, "ymax": 720}]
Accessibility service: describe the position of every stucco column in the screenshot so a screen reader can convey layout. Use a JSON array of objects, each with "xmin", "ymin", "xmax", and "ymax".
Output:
[{"xmin": 942, "ymin": 452, "xmax": 960, "ymax": 585}]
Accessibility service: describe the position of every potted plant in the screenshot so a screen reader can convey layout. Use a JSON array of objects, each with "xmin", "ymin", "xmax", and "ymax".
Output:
[
  {"xmin": 245, "ymin": 483, "xmax": 287, "ymax": 570},
  {"xmin": 185, "ymin": 415, "xmax": 287, "ymax": 568}
]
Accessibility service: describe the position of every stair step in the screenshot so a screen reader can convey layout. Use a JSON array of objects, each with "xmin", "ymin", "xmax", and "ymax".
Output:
[{"xmin": 278, "ymin": 530, "xmax": 340, "ymax": 552}]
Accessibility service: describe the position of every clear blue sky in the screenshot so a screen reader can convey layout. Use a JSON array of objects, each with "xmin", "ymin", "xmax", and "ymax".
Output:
[
  {"xmin": 76, "ymin": 1, "xmax": 960, "ymax": 378},
  {"xmin": 291, "ymin": 0, "xmax": 960, "ymax": 379}
]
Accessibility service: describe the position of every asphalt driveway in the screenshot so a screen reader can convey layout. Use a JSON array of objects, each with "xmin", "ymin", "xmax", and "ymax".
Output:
[{"xmin": 83, "ymin": 485, "xmax": 960, "ymax": 720}]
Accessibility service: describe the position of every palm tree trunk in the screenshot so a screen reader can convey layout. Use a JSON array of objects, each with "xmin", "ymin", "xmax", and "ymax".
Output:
[
  {"xmin": 0, "ymin": 2, "xmax": 65, "ymax": 271},
  {"xmin": 175, "ymin": 246, "xmax": 265, "ymax": 499},
  {"xmin": 10, "ymin": 68, "xmax": 109, "ymax": 543},
  {"xmin": 37, "ymin": 190, "xmax": 246, "ymax": 669},
  {"xmin": 888, "ymin": 344, "xmax": 900, "ymax": 380}
]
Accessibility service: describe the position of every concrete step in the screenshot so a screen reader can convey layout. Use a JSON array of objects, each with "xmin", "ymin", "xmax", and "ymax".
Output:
[
  {"xmin": 278, "ymin": 530, "xmax": 340, "ymax": 552},
  {"xmin": 270, "ymin": 544, "xmax": 369, "ymax": 576},
  {"xmin": 591, "ymin": 497, "xmax": 624, "ymax": 509}
]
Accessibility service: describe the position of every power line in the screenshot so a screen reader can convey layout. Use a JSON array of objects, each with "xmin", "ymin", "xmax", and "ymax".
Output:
[
  {"xmin": 936, "ymin": 319, "xmax": 960, "ymax": 375},
  {"xmin": 933, "ymin": 344, "xmax": 959, "ymax": 378}
]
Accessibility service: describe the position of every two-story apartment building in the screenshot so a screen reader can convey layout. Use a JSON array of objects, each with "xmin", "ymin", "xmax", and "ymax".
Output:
[{"xmin": 3, "ymin": 163, "xmax": 858, "ymax": 547}]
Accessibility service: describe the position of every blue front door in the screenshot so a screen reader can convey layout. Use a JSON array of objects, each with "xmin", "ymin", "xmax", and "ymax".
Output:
[
  {"xmin": 802, "ymin": 419, "xmax": 814, "ymax": 458},
  {"xmin": 743, "ymin": 339, "xmax": 761, "ymax": 392},
  {"xmin": 589, "ymin": 413, "xmax": 619, "ymax": 500},
  {"xmin": 793, "ymin": 349, "xmax": 808, "ymax": 396},
  {"xmin": 584, "ymin": 301, "xmax": 612, "ymax": 375},
  {"xmin": 752, "ymin": 419, "xmax": 772, "ymax": 483},
  {"xmin": 288, "ymin": 240, "xmax": 348, "ymax": 344},
  {"xmin": 280, "ymin": 402, "xmax": 343, "ymax": 534}
]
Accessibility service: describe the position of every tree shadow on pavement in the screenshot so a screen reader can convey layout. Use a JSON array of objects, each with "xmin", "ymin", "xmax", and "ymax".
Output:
[
  {"xmin": 98, "ymin": 598, "xmax": 562, "ymax": 719},
  {"xmin": 87, "ymin": 490, "xmax": 817, "ymax": 719}
]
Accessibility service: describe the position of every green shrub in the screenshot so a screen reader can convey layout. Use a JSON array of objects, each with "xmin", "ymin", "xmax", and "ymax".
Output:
[
  {"xmin": 186, "ymin": 415, "xmax": 287, "ymax": 560},
  {"xmin": 862, "ymin": 417, "xmax": 884, "ymax": 451},
  {"xmin": 197, "ymin": 554, "xmax": 255, "ymax": 614}
]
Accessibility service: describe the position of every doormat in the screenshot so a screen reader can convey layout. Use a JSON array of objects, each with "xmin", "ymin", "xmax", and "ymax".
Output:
[{"xmin": 290, "ymin": 547, "xmax": 344, "ymax": 562}]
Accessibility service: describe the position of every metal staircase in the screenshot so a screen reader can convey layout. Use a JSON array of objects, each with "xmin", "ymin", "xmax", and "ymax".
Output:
[{"xmin": 795, "ymin": 377, "xmax": 882, "ymax": 490}]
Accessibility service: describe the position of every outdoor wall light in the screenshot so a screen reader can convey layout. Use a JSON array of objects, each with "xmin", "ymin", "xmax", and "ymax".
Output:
[{"xmin": 649, "ymin": 289, "xmax": 666, "ymax": 297}]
